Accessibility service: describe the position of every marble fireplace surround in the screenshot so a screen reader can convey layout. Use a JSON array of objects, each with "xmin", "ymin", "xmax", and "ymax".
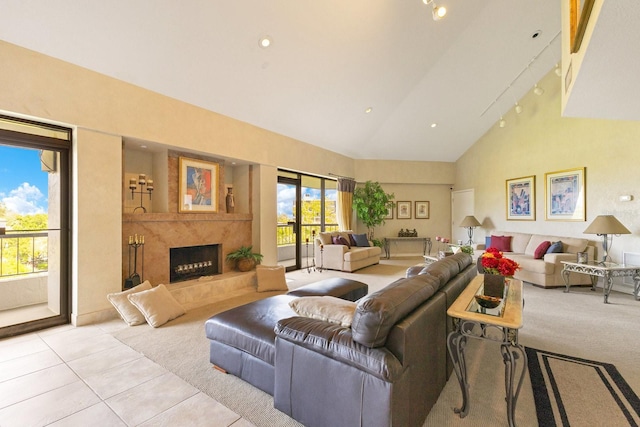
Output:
[{"xmin": 122, "ymin": 212, "xmax": 252, "ymax": 287}]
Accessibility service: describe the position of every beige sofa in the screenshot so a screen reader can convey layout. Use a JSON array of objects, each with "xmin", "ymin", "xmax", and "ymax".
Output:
[
  {"xmin": 477, "ymin": 231, "xmax": 596, "ymax": 288},
  {"xmin": 315, "ymin": 230, "xmax": 381, "ymax": 272}
]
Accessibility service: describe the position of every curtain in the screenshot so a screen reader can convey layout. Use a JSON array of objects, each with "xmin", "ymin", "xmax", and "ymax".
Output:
[{"xmin": 336, "ymin": 178, "xmax": 356, "ymax": 231}]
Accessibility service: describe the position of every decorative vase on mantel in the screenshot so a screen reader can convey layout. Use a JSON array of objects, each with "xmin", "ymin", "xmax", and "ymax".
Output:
[
  {"xmin": 226, "ymin": 187, "xmax": 235, "ymax": 213},
  {"xmin": 483, "ymin": 273, "xmax": 506, "ymax": 298}
]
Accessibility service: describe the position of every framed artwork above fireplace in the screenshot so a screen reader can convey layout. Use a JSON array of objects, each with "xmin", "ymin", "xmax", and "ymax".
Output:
[{"xmin": 179, "ymin": 157, "xmax": 219, "ymax": 213}]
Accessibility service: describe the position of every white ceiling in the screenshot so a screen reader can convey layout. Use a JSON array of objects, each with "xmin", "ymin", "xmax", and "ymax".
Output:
[{"xmin": 0, "ymin": 1, "xmax": 566, "ymax": 161}]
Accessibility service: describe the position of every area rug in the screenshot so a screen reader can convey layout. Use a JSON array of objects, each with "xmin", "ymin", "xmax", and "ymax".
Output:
[{"xmin": 526, "ymin": 347, "xmax": 640, "ymax": 426}]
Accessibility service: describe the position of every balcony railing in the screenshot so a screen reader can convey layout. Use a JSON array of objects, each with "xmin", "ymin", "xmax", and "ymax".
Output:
[
  {"xmin": 0, "ymin": 231, "xmax": 49, "ymax": 277},
  {"xmin": 277, "ymin": 224, "xmax": 339, "ymax": 246}
]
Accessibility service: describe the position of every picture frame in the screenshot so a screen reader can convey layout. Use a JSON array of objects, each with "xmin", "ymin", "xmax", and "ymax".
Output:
[
  {"xmin": 506, "ymin": 175, "xmax": 535, "ymax": 221},
  {"xmin": 570, "ymin": 0, "xmax": 596, "ymax": 53},
  {"xmin": 384, "ymin": 205, "xmax": 394, "ymax": 220},
  {"xmin": 415, "ymin": 201, "xmax": 430, "ymax": 219},
  {"xmin": 178, "ymin": 157, "xmax": 219, "ymax": 213},
  {"xmin": 545, "ymin": 167, "xmax": 586, "ymax": 221},
  {"xmin": 397, "ymin": 201, "xmax": 411, "ymax": 219}
]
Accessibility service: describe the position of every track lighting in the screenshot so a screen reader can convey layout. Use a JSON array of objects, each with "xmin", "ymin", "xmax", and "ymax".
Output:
[
  {"xmin": 554, "ymin": 63, "xmax": 562, "ymax": 77},
  {"xmin": 528, "ymin": 66, "xmax": 544, "ymax": 95},
  {"xmin": 423, "ymin": 0, "xmax": 447, "ymax": 20},
  {"xmin": 499, "ymin": 116, "xmax": 506, "ymax": 128},
  {"xmin": 510, "ymin": 87, "xmax": 523, "ymax": 114}
]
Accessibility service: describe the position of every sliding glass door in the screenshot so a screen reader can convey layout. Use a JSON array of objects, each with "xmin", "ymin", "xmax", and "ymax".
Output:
[
  {"xmin": 0, "ymin": 117, "xmax": 71, "ymax": 338},
  {"xmin": 277, "ymin": 170, "xmax": 338, "ymax": 271}
]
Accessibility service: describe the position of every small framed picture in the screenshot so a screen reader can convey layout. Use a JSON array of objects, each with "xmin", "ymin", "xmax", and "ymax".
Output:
[
  {"xmin": 506, "ymin": 175, "xmax": 535, "ymax": 221},
  {"xmin": 384, "ymin": 206, "xmax": 394, "ymax": 219},
  {"xmin": 397, "ymin": 201, "xmax": 411, "ymax": 219},
  {"xmin": 545, "ymin": 167, "xmax": 586, "ymax": 221},
  {"xmin": 415, "ymin": 201, "xmax": 430, "ymax": 219},
  {"xmin": 179, "ymin": 157, "xmax": 219, "ymax": 213}
]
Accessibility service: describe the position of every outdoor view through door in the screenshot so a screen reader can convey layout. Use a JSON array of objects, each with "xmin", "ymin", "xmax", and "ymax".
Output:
[
  {"xmin": 0, "ymin": 117, "xmax": 71, "ymax": 338},
  {"xmin": 277, "ymin": 171, "xmax": 338, "ymax": 271}
]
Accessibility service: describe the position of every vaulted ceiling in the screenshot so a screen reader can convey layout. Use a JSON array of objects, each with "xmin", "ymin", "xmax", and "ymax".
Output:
[{"xmin": 1, "ymin": 1, "xmax": 567, "ymax": 161}]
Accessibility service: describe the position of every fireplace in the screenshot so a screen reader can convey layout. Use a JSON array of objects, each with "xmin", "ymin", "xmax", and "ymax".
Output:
[{"xmin": 170, "ymin": 244, "xmax": 221, "ymax": 283}]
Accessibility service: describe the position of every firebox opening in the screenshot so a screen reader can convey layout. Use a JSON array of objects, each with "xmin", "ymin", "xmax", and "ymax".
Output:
[{"xmin": 170, "ymin": 244, "xmax": 221, "ymax": 283}]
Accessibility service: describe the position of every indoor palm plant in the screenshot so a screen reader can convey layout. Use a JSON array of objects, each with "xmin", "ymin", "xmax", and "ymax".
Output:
[{"xmin": 226, "ymin": 245, "xmax": 264, "ymax": 272}]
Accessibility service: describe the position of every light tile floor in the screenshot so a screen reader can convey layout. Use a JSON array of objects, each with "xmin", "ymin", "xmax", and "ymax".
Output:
[{"xmin": 0, "ymin": 323, "xmax": 255, "ymax": 427}]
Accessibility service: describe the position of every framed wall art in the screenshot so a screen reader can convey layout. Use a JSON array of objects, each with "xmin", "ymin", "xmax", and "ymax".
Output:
[
  {"xmin": 506, "ymin": 175, "xmax": 535, "ymax": 221},
  {"xmin": 384, "ymin": 205, "xmax": 394, "ymax": 220},
  {"xmin": 415, "ymin": 201, "xmax": 430, "ymax": 219},
  {"xmin": 397, "ymin": 201, "xmax": 411, "ymax": 219},
  {"xmin": 179, "ymin": 157, "xmax": 219, "ymax": 213},
  {"xmin": 545, "ymin": 167, "xmax": 585, "ymax": 221}
]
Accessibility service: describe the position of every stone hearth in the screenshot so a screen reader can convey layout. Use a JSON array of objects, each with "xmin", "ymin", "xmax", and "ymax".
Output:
[{"xmin": 122, "ymin": 212, "xmax": 252, "ymax": 286}]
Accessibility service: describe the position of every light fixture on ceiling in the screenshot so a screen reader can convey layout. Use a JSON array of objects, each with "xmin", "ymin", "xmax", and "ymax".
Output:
[
  {"xmin": 423, "ymin": 0, "xmax": 447, "ymax": 20},
  {"xmin": 480, "ymin": 31, "xmax": 561, "ymax": 122},
  {"xmin": 365, "ymin": 107, "xmax": 373, "ymax": 114},
  {"xmin": 499, "ymin": 116, "xmax": 506, "ymax": 128},
  {"xmin": 583, "ymin": 215, "xmax": 631, "ymax": 263},
  {"xmin": 554, "ymin": 63, "xmax": 562, "ymax": 77},
  {"xmin": 430, "ymin": 123, "xmax": 437, "ymax": 128},
  {"xmin": 510, "ymin": 87, "xmax": 523, "ymax": 114},
  {"xmin": 259, "ymin": 36, "xmax": 272, "ymax": 49},
  {"xmin": 528, "ymin": 65, "xmax": 545, "ymax": 95}
]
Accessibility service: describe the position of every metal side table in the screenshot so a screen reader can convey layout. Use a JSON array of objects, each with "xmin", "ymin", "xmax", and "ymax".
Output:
[
  {"xmin": 447, "ymin": 275, "xmax": 526, "ymax": 427},
  {"xmin": 562, "ymin": 260, "xmax": 640, "ymax": 303}
]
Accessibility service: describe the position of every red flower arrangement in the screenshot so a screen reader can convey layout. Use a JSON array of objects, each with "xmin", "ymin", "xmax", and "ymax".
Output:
[{"xmin": 480, "ymin": 247, "xmax": 520, "ymax": 277}]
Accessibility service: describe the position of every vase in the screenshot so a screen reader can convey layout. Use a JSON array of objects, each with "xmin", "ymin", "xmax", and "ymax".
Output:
[
  {"xmin": 483, "ymin": 274, "xmax": 505, "ymax": 298},
  {"xmin": 226, "ymin": 187, "xmax": 235, "ymax": 213}
]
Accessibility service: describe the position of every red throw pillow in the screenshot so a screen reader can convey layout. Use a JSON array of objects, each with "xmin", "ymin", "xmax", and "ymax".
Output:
[
  {"xmin": 490, "ymin": 235, "xmax": 512, "ymax": 252},
  {"xmin": 534, "ymin": 241, "xmax": 551, "ymax": 259}
]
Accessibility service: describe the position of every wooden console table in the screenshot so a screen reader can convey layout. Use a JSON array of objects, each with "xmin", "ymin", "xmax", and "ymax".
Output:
[
  {"xmin": 447, "ymin": 275, "xmax": 525, "ymax": 427},
  {"xmin": 383, "ymin": 237, "xmax": 431, "ymax": 259}
]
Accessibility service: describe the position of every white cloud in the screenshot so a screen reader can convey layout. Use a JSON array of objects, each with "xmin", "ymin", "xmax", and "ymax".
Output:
[{"xmin": 1, "ymin": 182, "xmax": 46, "ymax": 215}]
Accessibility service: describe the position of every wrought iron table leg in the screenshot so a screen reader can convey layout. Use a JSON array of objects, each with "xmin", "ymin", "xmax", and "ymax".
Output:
[
  {"xmin": 603, "ymin": 272, "xmax": 613, "ymax": 303},
  {"xmin": 634, "ymin": 274, "xmax": 640, "ymax": 301},
  {"xmin": 501, "ymin": 342, "xmax": 527, "ymax": 427},
  {"xmin": 562, "ymin": 268, "xmax": 571, "ymax": 293},
  {"xmin": 447, "ymin": 330, "xmax": 469, "ymax": 418}
]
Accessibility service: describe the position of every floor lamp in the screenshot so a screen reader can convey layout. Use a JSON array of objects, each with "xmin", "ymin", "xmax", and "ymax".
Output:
[
  {"xmin": 583, "ymin": 215, "xmax": 631, "ymax": 263},
  {"xmin": 460, "ymin": 215, "xmax": 481, "ymax": 245}
]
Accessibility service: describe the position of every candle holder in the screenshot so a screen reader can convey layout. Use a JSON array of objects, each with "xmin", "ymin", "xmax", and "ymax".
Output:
[
  {"xmin": 306, "ymin": 238, "xmax": 311, "ymax": 273},
  {"xmin": 124, "ymin": 234, "xmax": 145, "ymax": 289},
  {"xmin": 311, "ymin": 230, "xmax": 317, "ymax": 271},
  {"xmin": 129, "ymin": 174, "xmax": 154, "ymax": 213}
]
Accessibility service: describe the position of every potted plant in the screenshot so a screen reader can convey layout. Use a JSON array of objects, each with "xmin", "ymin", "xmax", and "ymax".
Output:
[
  {"xmin": 352, "ymin": 181, "xmax": 395, "ymax": 241},
  {"xmin": 226, "ymin": 245, "xmax": 264, "ymax": 272}
]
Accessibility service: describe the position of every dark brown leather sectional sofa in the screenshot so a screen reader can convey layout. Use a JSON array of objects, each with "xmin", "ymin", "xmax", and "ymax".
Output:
[{"xmin": 206, "ymin": 253, "xmax": 476, "ymax": 426}]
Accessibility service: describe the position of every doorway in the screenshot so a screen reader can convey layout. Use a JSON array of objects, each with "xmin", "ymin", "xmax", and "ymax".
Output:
[
  {"xmin": 451, "ymin": 189, "xmax": 476, "ymax": 245},
  {"xmin": 0, "ymin": 117, "xmax": 71, "ymax": 338},
  {"xmin": 277, "ymin": 171, "xmax": 338, "ymax": 272}
]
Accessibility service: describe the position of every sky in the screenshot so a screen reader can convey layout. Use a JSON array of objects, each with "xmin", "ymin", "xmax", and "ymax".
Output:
[
  {"xmin": 0, "ymin": 145, "xmax": 49, "ymax": 216},
  {"xmin": 277, "ymin": 184, "xmax": 336, "ymax": 218}
]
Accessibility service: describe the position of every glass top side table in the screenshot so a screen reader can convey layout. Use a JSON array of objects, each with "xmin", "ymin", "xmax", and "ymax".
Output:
[{"xmin": 561, "ymin": 261, "xmax": 640, "ymax": 303}]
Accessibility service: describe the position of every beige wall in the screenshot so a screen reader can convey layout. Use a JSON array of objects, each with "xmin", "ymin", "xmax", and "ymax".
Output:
[{"xmin": 456, "ymin": 68, "xmax": 640, "ymax": 269}]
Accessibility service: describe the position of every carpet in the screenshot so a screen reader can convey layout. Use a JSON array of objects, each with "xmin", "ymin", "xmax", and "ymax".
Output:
[{"xmin": 526, "ymin": 347, "xmax": 640, "ymax": 426}]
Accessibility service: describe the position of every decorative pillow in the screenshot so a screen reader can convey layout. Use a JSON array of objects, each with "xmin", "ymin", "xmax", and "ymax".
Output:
[
  {"xmin": 289, "ymin": 296, "xmax": 357, "ymax": 327},
  {"xmin": 485, "ymin": 236, "xmax": 491, "ymax": 249},
  {"xmin": 490, "ymin": 235, "xmax": 512, "ymax": 252},
  {"xmin": 337, "ymin": 236, "xmax": 351, "ymax": 248},
  {"xmin": 127, "ymin": 284, "xmax": 186, "ymax": 328},
  {"xmin": 107, "ymin": 280, "xmax": 152, "ymax": 326},
  {"xmin": 534, "ymin": 241, "xmax": 551, "ymax": 259},
  {"xmin": 331, "ymin": 235, "xmax": 341, "ymax": 245},
  {"xmin": 348, "ymin": 234, "xmax": 357, "ymax": 247},
  {"xmin": 546, "ymin": 241, "xmax": 564, "ymax": 254},
  {"xmin": 256, "ymin": 264, "xmax": 288, "ymax": 292},
  {"xmin": 352, "ymin": 233, "xmax": 370, "ymax": 247}
]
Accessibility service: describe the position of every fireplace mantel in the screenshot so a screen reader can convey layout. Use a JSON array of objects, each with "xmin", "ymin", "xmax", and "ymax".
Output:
[{"xmin": 122, "ymin": 213, "xmax": 252, "ymax": 286}]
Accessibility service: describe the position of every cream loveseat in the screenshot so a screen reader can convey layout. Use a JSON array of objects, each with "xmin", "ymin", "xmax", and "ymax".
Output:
[
  {"xmin": 477, "ymin": 231, "xmax": 596, "ymax": 288},
  {"xmin": 315, "ymin": 230, "xmax": 381, "ymax": 272}
]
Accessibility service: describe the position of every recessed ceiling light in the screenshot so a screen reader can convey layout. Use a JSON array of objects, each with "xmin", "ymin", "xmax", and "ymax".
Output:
[
  {"xmin": 430, "ymin": 123, "xmax": 437, "ymax": 128},
  {"xmin": 259, "ymin": 36, "xmax": 272, "ymax": 48},
  {"xmin": 365, "ymin": 107, "xmax": 373, "ymax": 114},
  {"xmin": 531, "ymin": 30, "xmax": 542, "ymax": 39}
]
